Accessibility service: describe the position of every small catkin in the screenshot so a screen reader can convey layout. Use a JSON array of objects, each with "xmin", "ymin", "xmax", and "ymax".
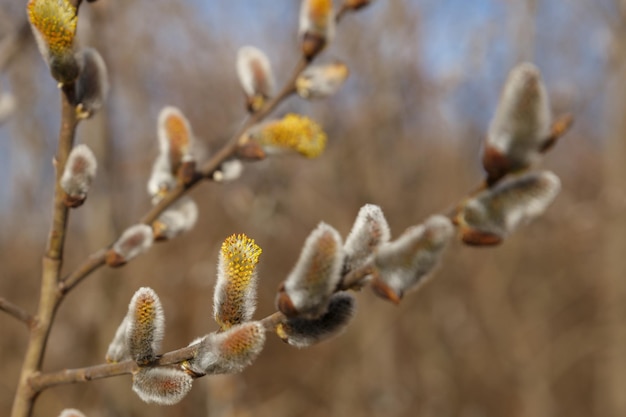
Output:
[
  {"xmin": 343, "ymin": 204, "xmax": 390, "ymax": 274},
  {"xmin": 75, "ymin": 47, "xmax": 109, "ymax": 119},
  {"xmin": 132, "ymin": 367, "xmax": 193, "ymax": 406},
  {"xmin": 213, "ymin": 159, "xmax": 244, "ymax": 182},
  {"xmin": 27, "ymin": 0, "xmax": 79, "ymax": 84},
  {"xmin": 277, "ymin": 222, "xmax": 343, "ymax": 318},
  {"xmin": 214, "ymin": 234, "xmax": 262, "ymax": 330},
  {"xmin": 125, "ymin": 287, "xmax": 165, "ymax": 364},
  {"xmin": 299, "ymin": 0, "xmax": 335, "ymax": 59},
  {"xmin": 457, "ymin": 170, "xmax": 561, "ymax": 246},
  {"xmin": 60, "ymin": 144, "xmax": 97, "ymax": 206},
  {"xmin": 276, "ymin": 293, "xmax": 355, "ymax": 348},
  {"xmin": 296, "ymin": 62, "xmax": 349, "ymax": 99},
  {"xmin": 147, "ymin": 153, "xmax": 176, "ymax": 200},
  {"xmin": 157, "ymin": 106, "xmax": 194, "ymax": 173},
  {"xmin": 105, "ymin": 315, "xmax": 130, "ymax": 363},
  {"xmin": 186, "ymin": 322, "xmax": 266, "ymax": 376},
  {"xmin": 107, "ymin": 224, "xmax": 154, "ymax": 266},
  {"xmin": 483, "ymin": 62, "xmax": 551, "ymax": 184},
  {"xmin": 152, "ymin": 197, "xmax": 199, "ymax": 241},
  {"xmin": 372, "ymin": 215, "xmax": 454, "ymax": 303},
  {"xmin": 249, "ymin": 113, "xmax": 327, "ymax": 159},
  {"xmin": 236, "ymin": 46, "xmax": 275, "ymax": 111}
]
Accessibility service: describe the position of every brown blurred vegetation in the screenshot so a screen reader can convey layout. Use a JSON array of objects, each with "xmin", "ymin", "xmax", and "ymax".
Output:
[{"xmin": 0, "ymin": 1, "xmax": 624, "ymax": 416}]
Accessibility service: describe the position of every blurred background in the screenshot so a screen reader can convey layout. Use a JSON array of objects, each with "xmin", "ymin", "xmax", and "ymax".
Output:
[{"xmin": 0, "ymin": 0, "xmax": 623, "ymax": 416}]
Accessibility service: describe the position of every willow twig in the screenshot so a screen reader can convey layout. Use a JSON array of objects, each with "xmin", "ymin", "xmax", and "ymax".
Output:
[
  {"xmin": 11, "ymin": 85, "xmax": 80, "ymax": 417},
  {"xmin": 0, "ymin": 297, "xmax": 34, "ymax": 328},
  {"xmin": 30, "ymin": 345, "xmax": 197, "ymax": 391}
]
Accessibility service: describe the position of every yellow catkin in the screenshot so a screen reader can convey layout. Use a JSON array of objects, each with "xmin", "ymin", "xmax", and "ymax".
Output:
[
  {"xmin": 216, "ymin": 234, "xmax": 262, "ymax": 329},
  {"xmin": 27, "ymin": 0, "xmax": 77, "ymax": 56},
  {"xmin": 222, "ymin": 234, "xmax": 262, "ymax": 287},
  {"xmin": 136, "ymin": 297, "xmax": 156, "ymax": 325},
  {"xmin": 259, "ymin": 114, "xmax": 327, "ymax": 158}
]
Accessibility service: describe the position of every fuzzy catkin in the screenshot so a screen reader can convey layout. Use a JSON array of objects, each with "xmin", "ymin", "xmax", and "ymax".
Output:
[
  {"xmin": 277, "ymin": 293, "xmax": 355, "ymax": 348},
  {"xmin": 132, "ymin": 367, "xmax": 193, "ymax": 405},
  {"xmin": 187, "ymin": 322, "xmax": 266, "ymax": 376},
  {"xmin": 278, "ymin": 222, "xmax": 343, "ymax": 317},
  {"xmin": 125, "ymin": 287, "xmax": 165, "ymax": 364}
]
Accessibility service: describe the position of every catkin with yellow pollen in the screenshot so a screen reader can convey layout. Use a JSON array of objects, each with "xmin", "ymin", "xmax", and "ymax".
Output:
[
  {"xmin": 126, "ymin": 287, "xmax": 165, "ymax": 365},
  {"xmin": 256, "ymin": 114, "xmax": 327, "ymax": 158},
  {"xmin": 27, "ymin": 0, "xmax": 77, "ymax": 56},
  {"xmin": 214, "ymin": 234, "xmax": 262, "ymax": 330}
]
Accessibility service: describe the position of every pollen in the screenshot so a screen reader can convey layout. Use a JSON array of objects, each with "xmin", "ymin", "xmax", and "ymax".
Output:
[
  {"xmin": 27, "ymin": 0, "xmax": 77, "ymax": 56},
  {"xmin": 259, "ymin": 114, "xmax": 327, "ymax": 158},
  {"xmin": 221, "ymin": 234, "xmax": 262, "ymax": 284},
  {"xmin": 135, "ymin": 296, "xmax": 156, "ymax": 325},
  {"xmin": 308, "ymin": 0, "xmax": 333, "ymax": 26}
]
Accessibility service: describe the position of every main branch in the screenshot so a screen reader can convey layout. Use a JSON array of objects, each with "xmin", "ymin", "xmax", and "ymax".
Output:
[{"xmin": 11, "ymin": 86, "xmax": 79, "ymax": 417}]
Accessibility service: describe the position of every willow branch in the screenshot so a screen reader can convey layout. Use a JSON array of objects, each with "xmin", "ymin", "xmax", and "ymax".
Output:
[
  {"xmin": 59, "ymin": 58, "xmax": 309, "ymax": 292},
  {"xmin": 11, "ymin": 85, "xmax": 80, "ymax": 417},
  {"xmin": 0, "ymin": 297, "xmax": 34, "ymax": 328},
  {"xmin": 36, "ymin": 256, "xmax": 372, "ymax": 393},
  {"xmin": 58, "ymin": 249, "xmax": 107, "ymax": 295},
  {"xmin": 30, "ymin": 345, "xmax": 197, "ymax": 391}
]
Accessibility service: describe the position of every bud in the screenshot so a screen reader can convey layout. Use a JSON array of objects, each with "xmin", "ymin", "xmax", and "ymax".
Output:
[
  {"xmin": 106, "ymin": 225, "xmax": 154, "ymax": 267},
  {"xmin": 125, "ymin": 287, "xmax": 165, "ymax": 365},
  {"xmin": 343, "ymin": 204, "xmax": 390, "ymax": 274},
  {"xmin": 105, "ymin": 316, "xmax": 130, "ymax": 363},
  {"xmin": 214, "ymin": 234, "xmax": 262, "ymax": 330},
  {"xmin": 152, "ymin": 197, "xmax": 198, "ymax": 241},
  {"xmin": 299, "ymin": 0, "xmax": 336, "ymax": 60},
  {"xmin": 235, "ymin": 140, "xmax": 266, "ymax": 162},
  {"xmin": 75, "ymin": 47, "xmax": 109, "ymax": 119},
  {"xmin": 456, "ymin": 171, "xmax": 561, "ymax": 246},
  {"xmin": 296, "ymin": 62, "xmax": 349, "ymax": 99},
  {"xmin": 343, "ymin": 0, "xmax": 374, "ymax": 10},
  {"xmin": 132, "ymin": 367, "xmax": 193, "ymax": 405},
  {"xmin": 483, "ymin": 62, "xmax": 551, "ymax": 185},
  {"xmin": 212, "ymin": 159, "xmax": 245, "ymax": 182},
  {"xmin": 245, "ymin": 113, "xmax": 327, "ymax": 158},
  {"xmin": 372, "ymin": 215, "xmax": 454, "ymax": 304},
  {"xmin": 185, "ymin": 322, "xmax": 266, "ymax": 376},
  {"xmin": 27, "ymin": 0, "xmax": 79, "ymax": 84},
  {"xmin": 276, "ymin": 222, "xmax": 343, "ymax": 318},
  {"xmin": 236, "ymin": 46, "xmax": 275, "ymax": 112},
  {"xmin": 147, "ymin": 153, "xmax": 176, "ymax": 201},
  {"xmin": 276, "ymin": 293, "xmax": 355, "ymax": 348},
  {"xmin": 58, "ymin": 409, "xmax": 86, "ymax": 417},
  {"xmin": 60, "ymin": 144, "xmax": 97, "ymax": 208},
  {"xmin": 158, "ymin": 106, "xmax": 195, "ymax": 175}
]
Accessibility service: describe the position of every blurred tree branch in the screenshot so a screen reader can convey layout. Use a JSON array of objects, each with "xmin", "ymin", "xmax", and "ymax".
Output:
[{"xmin": 0, "ymin": 297, "xmax": 34, "ymax": 328}]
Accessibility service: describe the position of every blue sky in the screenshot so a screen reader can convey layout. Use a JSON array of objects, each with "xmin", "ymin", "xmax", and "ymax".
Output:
[{"xmin": 0, "ymin": 0, "xmax": 613, "ymax": 213}]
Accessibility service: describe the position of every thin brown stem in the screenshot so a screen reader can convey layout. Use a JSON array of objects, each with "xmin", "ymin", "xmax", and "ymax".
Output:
[
  {"xmin": 59, "ymin": 249, "xmax": 107, "ymax": 295},
  {"xmin": 0, "ymin": 297, "xmax": 35, "ymax": 328},
  {"xmin": 11, "ymin": 86, "xmax": 79, "ymax": 417},
  {"xmin": 339, "ymin": 264, "xmax": 375, "ymax": 290},
  {"xmin": 31, "ymin": 345, "xmax": 197, "ymax": 391}
]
